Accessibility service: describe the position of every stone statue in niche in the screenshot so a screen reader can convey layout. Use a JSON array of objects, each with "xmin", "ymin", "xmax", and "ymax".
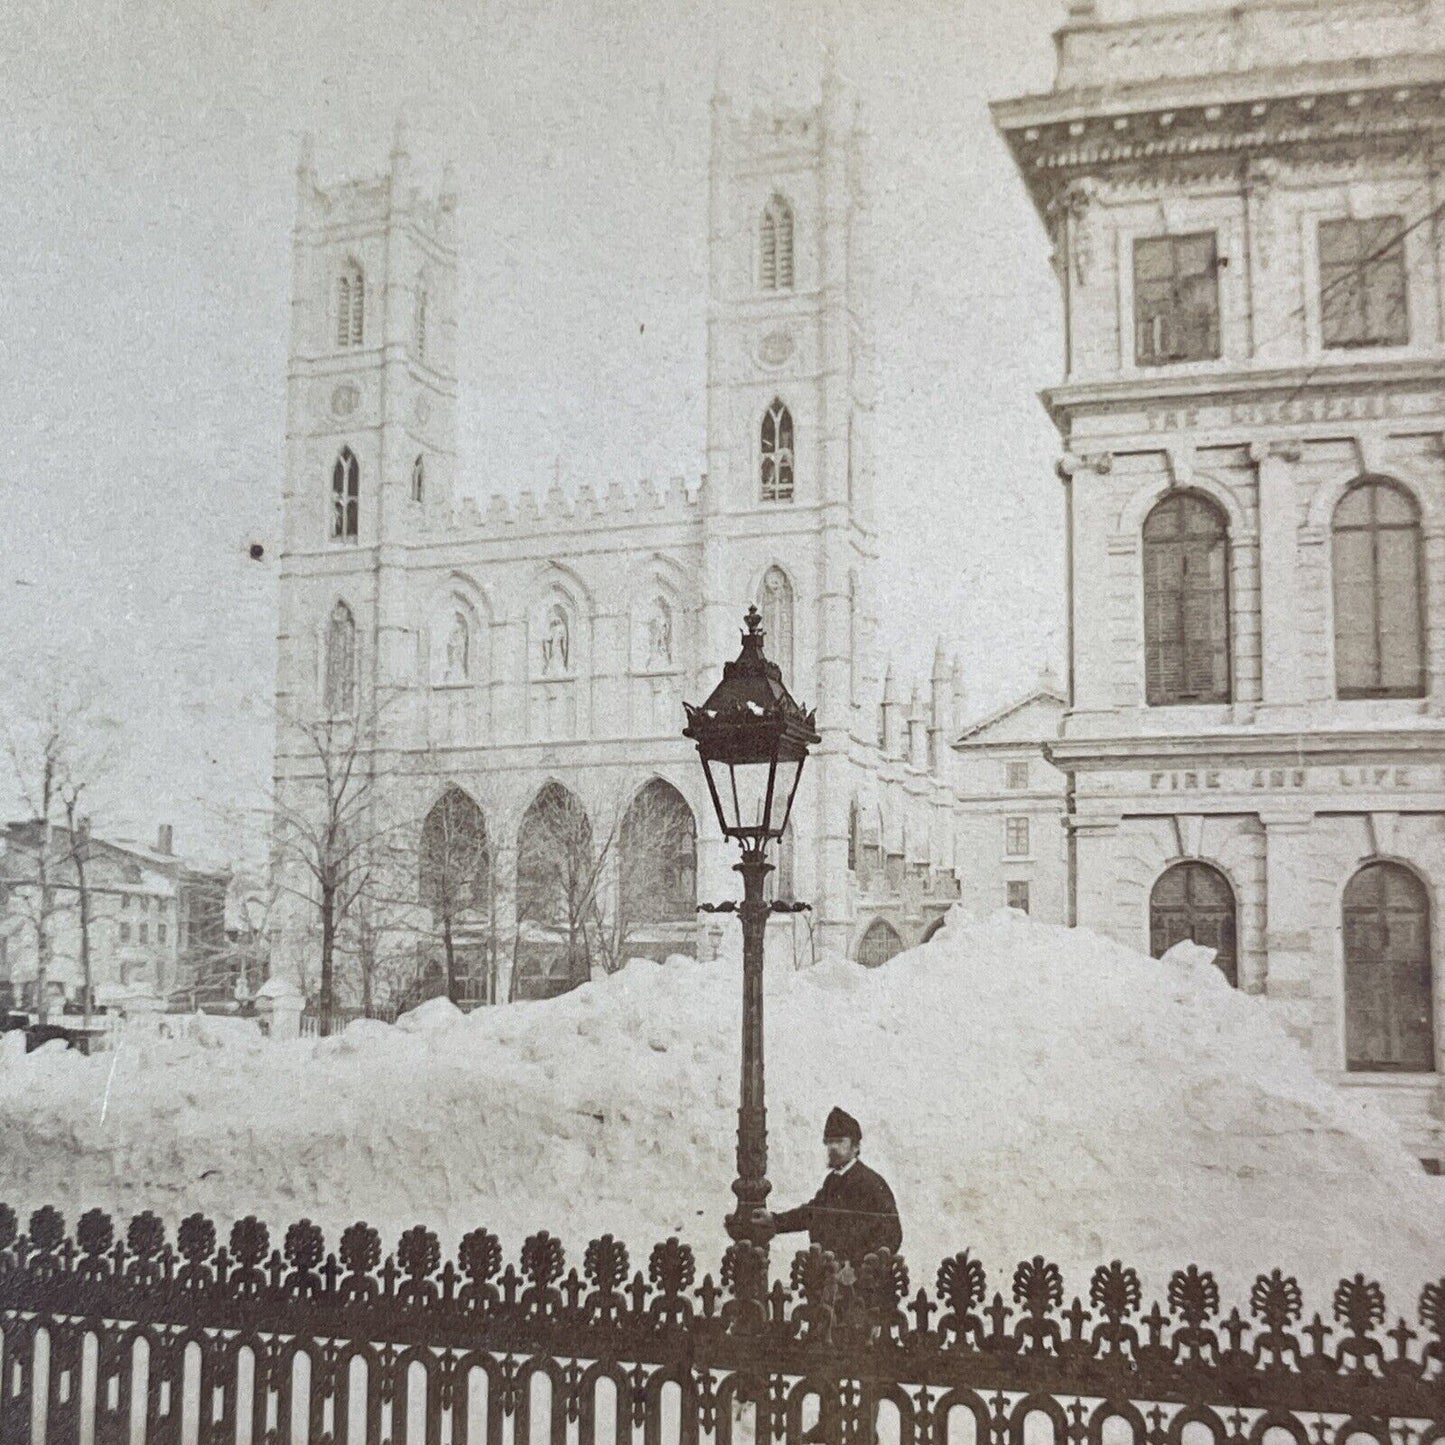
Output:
[
  {"xmin": 647, "ymin": 597, "xmax": 673, "ymax": 668},
  {"xmin": 542, "ymin": 603, "xmax": 571, "ymax": 675},
  {"xmin": 444, "ymin": 612, "xmax": 469, "ymax": 683}
]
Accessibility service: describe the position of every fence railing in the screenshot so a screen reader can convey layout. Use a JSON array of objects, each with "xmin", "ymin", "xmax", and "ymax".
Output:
[{"xmin": 1, "ymin": 1203, "xmax": 1442, "ymax": 1445}]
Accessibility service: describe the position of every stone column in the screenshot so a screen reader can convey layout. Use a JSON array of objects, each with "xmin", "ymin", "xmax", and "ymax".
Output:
[
  {"xmin": 1425, "ymin": 524, "xmax": 1445, "ymax": 717},
  {"xmin": 1071, "ymin": 815, "xmax": 1123, "ymax": 942},
  {"xmin": 1251, "ymin": 441, "xmax": 1304, "ymax": 714},
  {"xmin": 1260, "ymin": 811, "xmax": 1318, "ymax": 1048}
]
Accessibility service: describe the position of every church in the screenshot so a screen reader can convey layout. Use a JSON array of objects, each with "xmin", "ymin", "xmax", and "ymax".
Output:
[{"xmin": 270, "ymin": 76, "xmax": 964, "ymax": 1003}]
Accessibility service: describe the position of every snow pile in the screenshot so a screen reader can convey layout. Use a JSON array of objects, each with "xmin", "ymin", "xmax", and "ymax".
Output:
[{"xmin": 0, "ymin": 910, "xmax": 1440, "ymax": 1303}]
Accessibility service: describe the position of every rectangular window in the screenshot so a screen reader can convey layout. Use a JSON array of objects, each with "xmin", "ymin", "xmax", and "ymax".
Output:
[
  {"xmin": 158, "ymin": 924, "xmax": 168, "ymax": 945},
  {"xmin": 1320, "ymin": 217, "xmax": 1408, "ymax": 350},
  {"xmin": 119, "ymin": 922, "xmax": 131, "ymax": 943},
  {"xmin": 1007, "ymin": 880, "xmax": 1031, "ymax": 914},
  {"xmin": 1005, "ymin": 817, "xmax": 1030, "ymax": 857},
  {"xmin": 1134, "ymin": 233, "xmax": 1221, "ymax": 366},
  {"xmin": 138, "ymin": 923, "xmax": 149, "ymax": 945},
  {"xmin": 1006, "ymin": 760, "xmax": 1030, "ymax": 790},
  {"xmin": 121, "ymin": 895, "xmax": 130, "ymax": 911}
]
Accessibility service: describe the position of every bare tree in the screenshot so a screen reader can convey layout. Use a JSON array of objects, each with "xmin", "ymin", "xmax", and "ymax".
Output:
[
  {"xmin": 271, "ymin": 707, "xmax": 403, "ymax": 1035},
  {"xmin": 2, "ymin": 681, "xmax": 115, "ymax": 1026},
  {"xmin": 512, "ymin": 780, "xmax": 698, "ymax": 998},
  {"xmin": 418, "ymin": 785, "xmax": 495, "ymax": 1006}
]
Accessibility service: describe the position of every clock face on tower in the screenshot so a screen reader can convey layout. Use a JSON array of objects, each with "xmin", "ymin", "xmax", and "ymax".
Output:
[{"xmin": 330, "ymin": 381, "xmax": 361, "ymax": 418}]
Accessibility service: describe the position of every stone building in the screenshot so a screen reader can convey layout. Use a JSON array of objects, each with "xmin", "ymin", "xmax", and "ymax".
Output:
[
  {"xmin": 951, "ymin": 681, "xmax": 1069, "ymax": 925},
  {"xmin": 0, "ymin": 822, "xmax": 229, "ymax": 1012},
  {"xmin": 272, "ymin": 78, "xmax": 961, "ymax": 1002},
  {"xmin": 994, "ymin": 0, "xmax": 1445, "ymax": 1157}
]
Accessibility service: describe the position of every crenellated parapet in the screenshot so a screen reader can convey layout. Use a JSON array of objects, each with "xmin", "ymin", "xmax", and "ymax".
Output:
[{"xmin": 437, "ymin": 475, "xmax": 707, "ymax": 538}]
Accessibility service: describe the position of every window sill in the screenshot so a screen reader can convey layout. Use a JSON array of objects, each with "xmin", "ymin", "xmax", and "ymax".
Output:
[{"xmin": 1336, "ymin": 1070, "xmax": 1438, "ymax": 1086}]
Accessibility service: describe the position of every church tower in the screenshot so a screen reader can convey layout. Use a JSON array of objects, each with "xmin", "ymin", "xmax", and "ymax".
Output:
[
  {"xmin": 275, "ymin": 124, "xmax": 458, "ymax": 745},
  {"xmin": 702, "ymin": 71, "xmax": 880, "ymax": 955}
]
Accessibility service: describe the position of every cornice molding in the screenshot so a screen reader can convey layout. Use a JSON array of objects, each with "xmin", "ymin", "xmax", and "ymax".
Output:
[
  {"xmin": 1044, "ymin": 357, "xmax": 1445, "ymax": 428},
  {"xmin": 1047, "ymin": 728, "xmax": 1445, "ymax": 770}
]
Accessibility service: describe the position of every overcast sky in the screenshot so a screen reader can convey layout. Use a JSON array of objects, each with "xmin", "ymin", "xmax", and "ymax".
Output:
[{"xmin": 0, "ymin": 0, "xmax": 1170, "ymax": 860}]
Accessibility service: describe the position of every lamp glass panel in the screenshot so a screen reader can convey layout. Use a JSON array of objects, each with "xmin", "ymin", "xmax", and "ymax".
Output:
[
  {"xmin": 729, "ymin": 757, "xmax": 779, "ymax": 837},
  {"xmin": 772, "ymin": 757, "xmax": 804, "ymax": 834}
]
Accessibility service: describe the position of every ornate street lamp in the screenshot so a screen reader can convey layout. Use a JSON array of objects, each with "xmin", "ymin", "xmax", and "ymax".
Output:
[{"xmin": 684, "ymin": 605, "xmax": 819, "ymax": 1248}]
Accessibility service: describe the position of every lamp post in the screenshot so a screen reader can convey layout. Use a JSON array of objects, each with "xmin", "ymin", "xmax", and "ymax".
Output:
[{"xmin": 684, "ymin": 606, "xmax": 820, "ymax": 1249}]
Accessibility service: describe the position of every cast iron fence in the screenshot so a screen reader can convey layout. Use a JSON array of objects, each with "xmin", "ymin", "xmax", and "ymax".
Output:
[{"xmin": 0, "ymin": 1202, "xmax": 1442, "ymax": 1445}]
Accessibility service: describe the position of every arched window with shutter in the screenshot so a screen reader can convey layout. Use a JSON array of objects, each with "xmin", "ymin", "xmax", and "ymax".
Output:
[
  {"xmin": 1333, "ymin": 478, "xmax": 1425, "ymax": 699},
  {"xmin": 331, "ymin": 448, "xmax": 359, "ymax": 540},
  {"xmin": 760, "ymin": 399, "xmax": 794, "ymax": 504},
  {"xmin": 337, "ymin": 263, "xmax": 364, "ymax": 348},
  {"xmin": 1143, "ymin": 492, "xmax": 1231, "ymax": 705},
  {"xmin": 759, "ymin": 194, "xmax": 795, "ymax": 291},
  {"xmin": 1149, "ymin": 861, "xmax": 1237, "ymax": 986},
  {"xmin": 324, "ymin": 602, "xmax": 357, "ymax": 717},
  {"xmin": 1343, "ymin": 862, "xmax": 1434, "ymax": 1072},
  {"xmin": 758, "ymin": 565, "xmax": 794, "ymax": 683}
]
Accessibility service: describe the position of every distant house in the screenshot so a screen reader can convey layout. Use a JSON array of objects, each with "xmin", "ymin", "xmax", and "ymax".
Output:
[
  {"xmin": 952, "ymin": 684, "xmax": 1068, "ymax": 925},
  {"xmin": 0, "ymin": 822, "xmax": 229, "ymax": 1013}
]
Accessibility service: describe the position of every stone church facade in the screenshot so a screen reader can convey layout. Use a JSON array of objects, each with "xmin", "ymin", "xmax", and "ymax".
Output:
[
  {"xmin": 995, "ymin": 0, "xmax": 1445, "ymax": 1159},
  {"xmin": 272, "ymin": 79, "xmax": 962, "ymax": 1003}
]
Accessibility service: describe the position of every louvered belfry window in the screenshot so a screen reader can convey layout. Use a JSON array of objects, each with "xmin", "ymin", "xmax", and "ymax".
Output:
[
  {"xmin": 760, "ymin": 195, "xmax": 794, "ymax": 291},
  {"xmin": 1134, "ymin": 233, "xmax": 1221, "ymax": 366},
  {"xmin": 1143, "ymin": 492, "xmax": 1231, "ymax": 705},
  {"xmin": 1343, "ymin": 862, "xmax": 1434, "ymax": 1072},
  {"xmin": 337, "ymin": 266, "xmax": 365, "ymax": 348},
  {"xmin": 1333, "ymin": 478, "xmax": 1425, "ymax": 699},
  {"xmin": 331, "ymin": 447, "xmax": 360, "ymax": 541},
  {"xmin": 760, "ymin": 399, "xmax": 794, "ymax": 503},
  {"xmin": 1320, "ymin": 217, "xmax": 1408, "ymax": 350}
]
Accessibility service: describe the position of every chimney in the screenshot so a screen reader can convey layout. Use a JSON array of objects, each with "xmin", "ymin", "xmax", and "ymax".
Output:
[{"xmin": 156, "ymin": 824, "xmax": 174, "ymax": 856}]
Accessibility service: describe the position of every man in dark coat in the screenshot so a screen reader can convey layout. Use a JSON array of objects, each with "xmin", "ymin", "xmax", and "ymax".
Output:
[{"xmin": 754, "ymin": 1106, "xmax": 902, "ymax": 1268}]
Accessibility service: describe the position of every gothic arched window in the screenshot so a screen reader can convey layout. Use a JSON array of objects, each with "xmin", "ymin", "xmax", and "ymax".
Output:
[
  {"xmin": 618, "ymin": 779, "xmax": 697, "ymax": 938},
  {"xmin": 760, "ymin": 194, "xmax": 794, "ymax": 291},
  {"xmin": 1343, "ymin": 862, "xmax": 1434, "ymax": 1072},
  {"xmin": 514, "ymin": 782, "xmax": 594, "ymax": 999},
  {"xmin": 414, "ymin": 278, "xmax": 428, "ymax": 360},
  {"xmin": 1143, "ymin": 492, "xmax": 1231, "ymax": 705},
  {"xmin": 336, "ymin": 264, "xmax": 365, "ymax": 349},
  {"xmin": 412, "ymin": 455, "xmax": 426, "ymax": 504},
  {"xmin": 761, "ymin": 399, "xmax": 795, "ymax": 504},
  {"xmin": 758, "ymin": 565, "xmax": 795, "ymax": 684},
  {"xmin": 1149, "ymin": 860, "xmax": 1237, "ymax": 986},
  {"xmin": 858, "ymin": 918, "xmax": 903, "ymax": 968},
  {"xmin": 324, "ymin": 601, "xmax": 357, "ymax": 717},
  {"xmin": 331, "ymin": 447, "xmax": 359, "ymax": 541},
  {"xmin": 1333, "ymin": 478, "xmax": 1425, "ymax": 699}
]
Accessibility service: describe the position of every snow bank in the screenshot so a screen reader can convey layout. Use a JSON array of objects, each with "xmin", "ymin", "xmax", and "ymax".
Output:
[{"xmin": 0, "ymin": 911, "xmax": 1439, "ymax": 1303}]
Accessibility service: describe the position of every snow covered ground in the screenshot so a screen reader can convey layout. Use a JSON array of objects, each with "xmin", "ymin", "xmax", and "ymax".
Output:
[{"xmin": 0, "ymin": 910, "xmax": 1440, "ymax": 1306}]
